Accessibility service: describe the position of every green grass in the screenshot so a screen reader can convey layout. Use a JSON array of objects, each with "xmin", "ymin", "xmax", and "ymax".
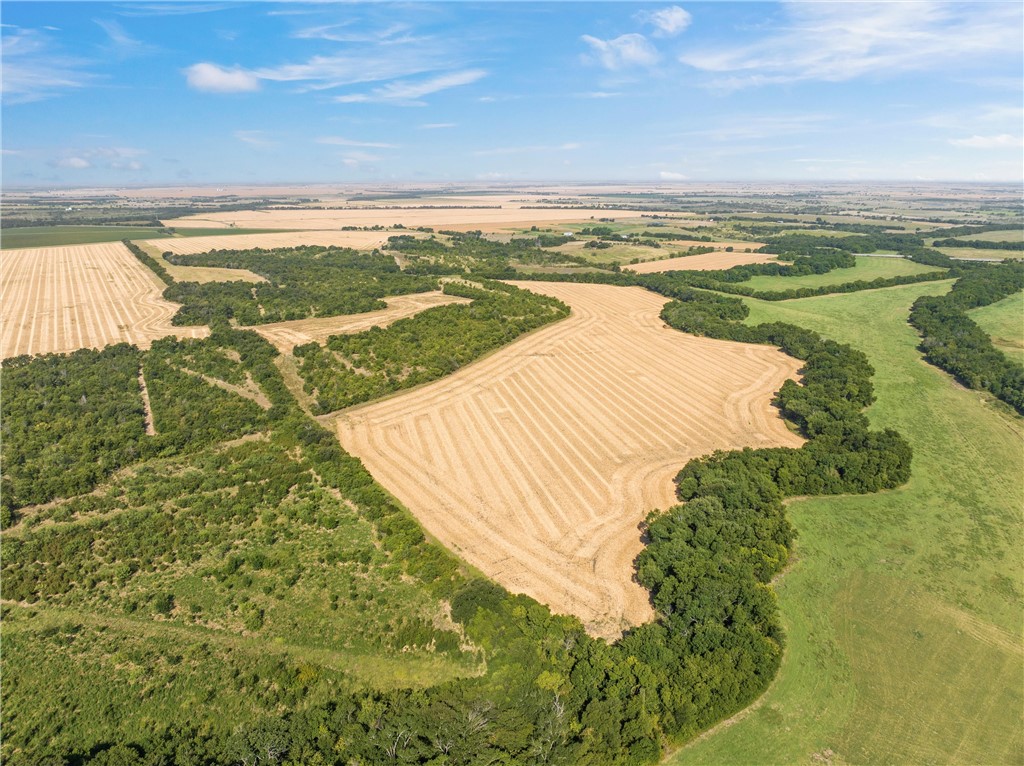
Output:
[
  {"xmin": 741, "ymin": 256, "xmax": 943, "ymax": 291},
  {"xmin": 934, "ymin": 246, "xmax": 1022, "ymax": 261},
  {"xmin": 0, "ymin": 225, "xmax": 294, "ymax": 249},
  {"xmin": 668, "ymin": 281, "xmax": 1024, "ymax": 766},
  {"xmin": 970, "ymin": 291, "xmax": 1024, "ymax": 366},
  {"xmin": 954, "ymin": 229, "xmax": 1024, "ymax": 244}
]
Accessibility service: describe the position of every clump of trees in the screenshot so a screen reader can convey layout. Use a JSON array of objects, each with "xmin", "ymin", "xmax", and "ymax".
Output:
[
  {"xmin": 295, "ymin": 280, "xmax": 569, "ymax": 413},
  {"xmin": 908, "ymin": 261, "xmax": 1024, "ymax": 412}
]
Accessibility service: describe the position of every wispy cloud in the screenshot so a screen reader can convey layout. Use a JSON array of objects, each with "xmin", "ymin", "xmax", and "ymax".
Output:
[
  {"xmin": 95, "ymin": 19, "xmax": 147, "ymax": 56},
  {"xmin": 949, "ymin": 134, "xmax": 1023, "ymax": 149},
  {"xmin": 116, "ymin": 4, "xmax": 231, "ymax": 18},
  {"xmin": 576, "ymin": 91, "xmax": 622, "ymax": 99},
  {"xmin": 317, "ymin": 136, "xmax": 399, "ymax": 148},
  {"xmin": 184, "ymin": 62, "xmax": 260, "ymax": 93},
  {"xmin": 474, "ymin": 142, "xmax": 581, "ymax": 157},
  {"xmin": 418, "ymin": 122, "xmax": 456, "ymax": 130},
  {"xmin": 335, "ymin": 69, "xmax": 486, "ymax": 106},
  {"xmin": 235, "ymin": 130, "xmax": 276, "ymax": 148},
  {"xmin": 292, "ymin": 21, "xmax": 417, "ymax": 45},
  {"xmin": 636, "ymin": 6, "xmax": 692, "ymax": 38},
  {"xmin": 581, "ymin": 33, "xmax": 659, "ymax": 71},
  {"xmin": 659, "ymin": 170, "xmax": 688, "ymax": 180},
  {"xmin": 1, "ymin": 27, "xmax": 96, "ymax": 104},
  {"xmin": 681, "ymin": 1, "xmax": 1023, "ymax": 87}
]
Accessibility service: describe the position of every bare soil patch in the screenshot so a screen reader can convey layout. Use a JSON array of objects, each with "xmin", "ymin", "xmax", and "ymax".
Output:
[
  {"xmin": 1, "ymin": 242, "xmax": 208, "ymax": 359},
  {"xmin": 253, "ymin": 291, "xmax": 472, "ymax": 354},
  {"xmin": 162, "ymin": 206, "xmax": 646, "ymax": 232},
  {"xmin": 627, "ymin": 251, "xmax": 778, "ymax": 273},
  {"xmin": 333, "ymin": 281, "xmax": 803, "ymax": 639}
]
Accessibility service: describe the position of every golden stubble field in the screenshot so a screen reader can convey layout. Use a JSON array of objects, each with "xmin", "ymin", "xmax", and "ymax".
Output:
[
  {"xmin": 148, "ymin": 230, "xmax": 395, "ymax": 255},
  {"xmin": 627, "ymin": 251, "xmax": 778, "ymax": 273},
  {"xmin": 253, "ymin": 291, "xmax": 471, "ymax": 354},
  {"xmin": 162, "ymin": 206, "xmax": 647, "ymax": 231},
  {"xmin": 334, "ymin": 281, "xmax": 804, "ymax": 639},
  {"xmin": 1, "ymin": 242, "xmax": 207, "ymax": 359}
]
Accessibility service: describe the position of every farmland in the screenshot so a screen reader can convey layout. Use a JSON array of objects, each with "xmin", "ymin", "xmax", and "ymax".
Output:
[
  {"xmin": 0, "ymin": 242, "xmax": 207, "ymax": 359},
  {"xmin": 737, "ymin": 255, "xmax": 942, "ymax": 291},
  {"xmin": 669, "ymin": 281, "xmax": 1024, "ymax": 765},
  {"xmin": 253, "ymin": 290, "xmax": 471, "ymax": 353},
  {"xmin": 146, "ymin": 228, "xmax": 396, "ymax": 255},
  {"xmin": 334, "ymin": 281, "xmax": 803, "ymax": 639},
  {"xmin": 0, "ymin": 225, "xmax": 295, "ymax": 250},
  {"xmin": 626, "ymin": 250, "xmax": 779, "ymax": 273}
]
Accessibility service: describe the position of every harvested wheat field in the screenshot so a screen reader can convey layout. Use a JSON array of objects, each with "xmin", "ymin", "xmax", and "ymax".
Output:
[
  {"xmin": 334, "ymin": 281, "xmax": 803, "ymax": 639},
  {"xmin": 163, "ymin": 206, "xmax": 646, "ymax": 232},
  {"xmin": 254, "ymin": 291, "xmax": 471, "ymax": 354},
  {"xmin": 627, "ymin": 250, "xmax": 778, "ymax": 272},
  {"xmin": 1, "ymin": 242, "xmax": 208, "ymax": 359},
  {"xmin": 149, "ymin": 229, "xmax": 396, "ymax": 256}
]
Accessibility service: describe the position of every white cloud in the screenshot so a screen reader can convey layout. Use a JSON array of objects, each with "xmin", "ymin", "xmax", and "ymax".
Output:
[
  {"xmin": 577, "ymin": 91, "xmax": 622, "ymax": 99},
  {"xmin": 474, "ymin": 143, "xmax": 582, "ymax": 157},
  {"xmin": 659, "ymin": 171, "xmax": 688, "ymax": 180},
  {"xmin": 184, "ymin": 62, "xmax": 260, "ymax": 93},
  {"xmin": 317, "ymin": 136, "xmax": 399, "ymax": 148},
  {"xmin": 949, "ymin": 134, "xmax": 1023, "ymax": 149},
  {"xmin": 581, "ymin": 33, "xmax": 659, "ymax": 71},
  {"xmin": 235, "ymin": 130, "xmax": 276, "ymax": 148},
  {"xmin": 681, "ymin": 1, "xmax": 1023, "ymax": 87},
  {"xmin": 636, "ymin": 6, "xmax": 692, "ymax": 38},
  {"xmin": 58, "ymin": 157, "xmax": 92, "ymax": 169},
  {"xmin": 334, "ymin": 69, "xmax": 486, "ymax": 105},
  {"xmin": 292, "ymin": 22, "xmax": 414, "ymax": 45},
  {"xmin": 419, "ymin": 122, "xmax": 456, "ymax": 129}
]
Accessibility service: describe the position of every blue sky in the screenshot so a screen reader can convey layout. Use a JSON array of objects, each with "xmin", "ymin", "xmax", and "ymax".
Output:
[{"xmin": 2, "ymin": 1, "xmax": 1022, "ymax": 186}]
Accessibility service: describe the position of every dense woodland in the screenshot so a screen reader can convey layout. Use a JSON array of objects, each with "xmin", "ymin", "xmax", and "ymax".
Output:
[{"xmin": 1, "ymin": 232, "xmax": 1018, "ymax": 764}]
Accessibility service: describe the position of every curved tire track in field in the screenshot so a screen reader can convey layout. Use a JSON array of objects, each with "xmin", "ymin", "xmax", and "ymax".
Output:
[{"xmin": 334, "ymin": 282, "xmax": 804, "ymax": 639}]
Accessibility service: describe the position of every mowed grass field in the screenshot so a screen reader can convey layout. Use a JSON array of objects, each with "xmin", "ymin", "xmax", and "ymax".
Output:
[
  {"xmin": 969, "ymin": 291, "xmax": 1024, "ymax": 366},
  {"xmin": 0, "ymin": 225, "xmax": 292, "ymax": 249},
  {"xmin": 668, "ymin": 281, "xmax": 1024, "ymax": 766},
  {"xmin": 740, "ymin": 256, "xmax": 943, "ymax": 291}
]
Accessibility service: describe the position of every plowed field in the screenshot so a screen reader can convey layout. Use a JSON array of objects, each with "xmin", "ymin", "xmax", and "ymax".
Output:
[
  {"xmin": 148, "ymin": 229, "xmax": 394, "ymax": 255},
  {"xmin": 1, "ymin": 242, "xmax": 207, "ymax": 359},
  {"xmin": 627, "ymin": 251, "xmax": 777, "ymax": 272},
  {"xmin": 253, "ymin": 291, "xmax": 471, "ymax": 353},
  {"xmin": 334, "ymin": 281, "xmax": 803, "ymax": 639}
]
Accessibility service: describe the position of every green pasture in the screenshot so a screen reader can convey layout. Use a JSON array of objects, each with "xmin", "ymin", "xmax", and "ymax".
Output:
[
  {"xmin": 0, "ymin": 225, "xmax": 294, "ymax": 249},
  {"xmin": 669, "ymin": 281, "xmax": 1024, "ymax": 766},
  {"xmin": 740, "ymin": 256, "xmax": 943, "ymax": 291},
  {"xmin": 969, "ymin": 291, "xmax": 1024, "ymax": 366}
]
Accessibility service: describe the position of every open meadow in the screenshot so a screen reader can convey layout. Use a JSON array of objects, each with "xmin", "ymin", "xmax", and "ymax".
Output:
[
  {"xmin": 669, "ymin": 281, "xmax": 1024, "ymax": 766},
  {"xmin": 334, "ymin": 281, "xmax": 803, "ymax": 639},
  {"xmin": 0, "ymin": 242, "xmax": 207, "ymax": 359},
  {"xmin": 146, "ymin": 229, "xmax": 395, "ymax": 255},
  {"xmin": 626, "ymin": 250, "xmax": 779, "ymax": 273},
  {"xmin": 970, "ymin": 291, "xmax": 1024, "ymax": 365}
]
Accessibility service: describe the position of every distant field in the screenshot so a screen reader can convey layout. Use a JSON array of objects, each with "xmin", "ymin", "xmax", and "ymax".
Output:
[
  {"xmin": 953, "ymin": 229, "xmax": 1024, "ymax": 243},
  {"xmin": 135, "ymin": 241, "xmax": 266, "ymax": 284},
  {"xmin": 669, "ymin": 281, "xmax": 1023, "ymax": 766},
  {"xmin": 935, "ymin": 246, "xmax": 1022, "ymax": 261},
  {"xmin": 149, "ymin": 229, "xmax": 396, "ymax": 255},
  {"xmin": 739, "ymin": 255, "xmax": 942, "ymax": 291},
  {"xmin": 1, "ymin": 242, "xmax": 208, "ymax": 358},
  {"xmin": 162, "ymin": 206, "xmax": 647, "ymax": 232},
  {"xmin": 334, "ymin": 281, "xmax": 802, "ymax": 639},
  {"xmin": 626, "ymin": 250, "xmax": 778, "ymax": 273},
  {"xmin": 0, "ymin": 225, "xmax": 292, "ymax": 249},
  {"xmin": 969, "ymin": 291, "xmax": 1024, "ymax": 366}
]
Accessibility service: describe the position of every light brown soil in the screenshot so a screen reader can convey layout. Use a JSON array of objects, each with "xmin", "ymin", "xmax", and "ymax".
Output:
[
  {"xmin": 252, "ymin": 291, "xmax": 472, "ymax": 354},
  {"xmin": 1, "ymin": 242, "xmax": 208, "ymax": 359},
  {"xmin": 149, "ymin": 229, "xmax": 395, "ymax": 255},
  {"xmin": 133, "ymin": 241, "xmax": 265, "ymax": 284},
  {"xmin": 627, "ymin": 251, "xmax": 779, "ymax": 273},
  {"xmin": 333, "ymin": 281, "xmax": 803, "ymax": 639},
  {"xmin": 162, "ymin": 206, "xmax": 647, "ymax": 232}
]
